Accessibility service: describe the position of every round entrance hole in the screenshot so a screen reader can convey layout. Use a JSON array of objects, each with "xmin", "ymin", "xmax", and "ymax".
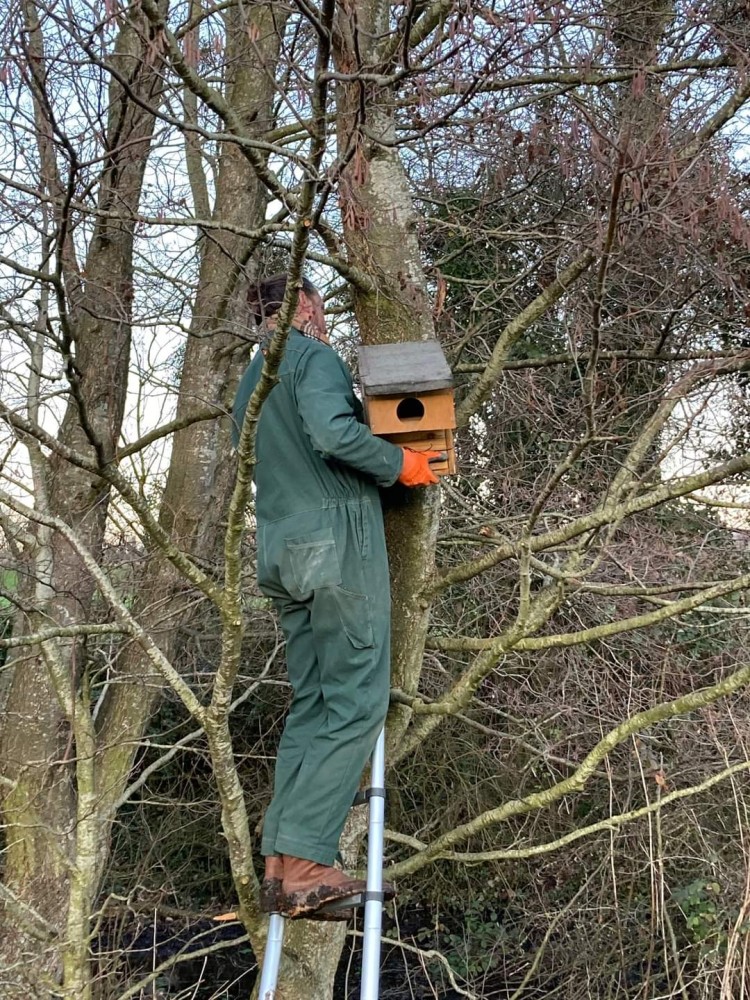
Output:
[{"xmin": 396, "ymin": 396, "xmax": 425, "ymax": 422}]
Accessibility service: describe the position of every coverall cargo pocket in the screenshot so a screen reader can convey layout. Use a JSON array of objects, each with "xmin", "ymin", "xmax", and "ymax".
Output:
[
  {"xmin": 286, "ymin": 528, "xmax": 342, "ymax": 596},
  {"xmin": 331, "ymin": 587, "xmax": 375, "ymax": 649}
]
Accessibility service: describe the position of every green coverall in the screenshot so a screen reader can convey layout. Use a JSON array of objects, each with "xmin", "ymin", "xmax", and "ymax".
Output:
[{"xmin": 232, "ymin": 328, "xmax": 403, "ymax": 866}]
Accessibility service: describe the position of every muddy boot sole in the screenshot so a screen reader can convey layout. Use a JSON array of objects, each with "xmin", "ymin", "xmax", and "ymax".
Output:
[
  {"xmin": 260, "ymin": 877, "xmax": 356, "ymax": 920},
  {"xmin": 260, "ymin": 877, "xmax": 283, "ymax": 914},
  {"xmin": 281, "ymin": 879, "xmax": 367, "ymax": 919},
  {"xmin": 308, "ymin": 879, "xmax": 396, "ymax": 920},
  {"xmin": 259, "ymin": 882, "xmax": 352, "ymax": 921}
]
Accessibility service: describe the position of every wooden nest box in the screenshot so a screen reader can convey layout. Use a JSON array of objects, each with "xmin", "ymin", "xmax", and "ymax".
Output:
[{"xmin": 358, "ymin": 341, "xmax": 456, "ymax": 476}]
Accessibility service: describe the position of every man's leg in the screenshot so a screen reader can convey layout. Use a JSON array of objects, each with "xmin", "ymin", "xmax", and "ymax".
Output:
[
  {"xmin": 273, "ymin": 502, "xmax": 391, "ymax": 866},
  {"xmin": 260, "ymin": 598, "xmax": 363, "ymax": 919},
  {"xmin": 260, "ymin": 598, "xmax": 325, "ymax": 859}
]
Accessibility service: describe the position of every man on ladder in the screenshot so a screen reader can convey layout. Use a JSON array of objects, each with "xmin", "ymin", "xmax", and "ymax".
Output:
[{"xmin": 232, "ymin": 273, "xmax": 441, "ymax": 921}]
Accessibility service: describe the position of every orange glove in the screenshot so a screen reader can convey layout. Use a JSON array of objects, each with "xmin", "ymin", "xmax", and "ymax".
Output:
[{"xmin": 398, "ymin": 448, "xmax": 443, "ymax": 487}]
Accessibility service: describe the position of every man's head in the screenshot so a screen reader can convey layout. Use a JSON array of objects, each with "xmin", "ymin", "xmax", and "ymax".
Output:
[{"xmin": 249, "ymin": 273, "xmax": 327, "ymax": 343}]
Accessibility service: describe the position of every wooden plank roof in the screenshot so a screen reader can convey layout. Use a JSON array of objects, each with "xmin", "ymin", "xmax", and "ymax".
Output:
[{"xmin": 357, "ymin": 341, "xmax": 453, "ymax": 395}]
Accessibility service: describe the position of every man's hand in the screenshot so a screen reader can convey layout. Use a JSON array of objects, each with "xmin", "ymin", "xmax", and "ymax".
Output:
[{"xmin": 398, "ymin": 447, "xmax": 443, "ymax": 487}]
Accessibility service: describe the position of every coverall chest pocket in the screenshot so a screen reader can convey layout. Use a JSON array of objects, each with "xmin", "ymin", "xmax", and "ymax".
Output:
[{"xmin": 285, "ymin": 527, "xmax": 342, "ymax": 599}]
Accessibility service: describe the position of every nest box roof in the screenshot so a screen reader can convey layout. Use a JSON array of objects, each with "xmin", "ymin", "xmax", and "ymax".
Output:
[{"xmin": 358, "ymin": 340, "xmax": 453, "ymax": 396}]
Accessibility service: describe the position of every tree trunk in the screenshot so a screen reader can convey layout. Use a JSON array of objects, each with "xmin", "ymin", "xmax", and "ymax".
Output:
[
  {"xmin": 0, "ymin": 6, "xmax": 164, "ymax": 992},
  {"xmin": 266, "ymin": 4, "xmax": 442, "ymax": 996},
  {"xmin": 91, "ymin": 0, "xmax": 288, "ymax": 928}
]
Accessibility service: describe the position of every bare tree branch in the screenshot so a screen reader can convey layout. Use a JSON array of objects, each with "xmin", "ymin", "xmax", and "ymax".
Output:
[{"xmin": 455, "ymin": 251, "xmax": 596, "ymax": 427}]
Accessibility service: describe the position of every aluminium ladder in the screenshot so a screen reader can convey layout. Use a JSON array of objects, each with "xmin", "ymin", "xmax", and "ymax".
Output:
[{"xmin": 257, "ymin": 727, "xmax": 387, "ymax": 1000}]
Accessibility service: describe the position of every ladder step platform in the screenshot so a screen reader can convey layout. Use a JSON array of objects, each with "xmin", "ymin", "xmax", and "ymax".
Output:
[
  {"xmin": 316, "ymin": 886, "xmax": 393, "ymax": 914},
  {"xmin": 317, "ymin": 893, "xmax": 364, "ymax": 914}
]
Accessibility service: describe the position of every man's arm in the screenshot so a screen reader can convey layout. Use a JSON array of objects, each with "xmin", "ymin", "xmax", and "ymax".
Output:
[{"xmin": 294, "ymin": 343, "xmax": 404, "ymax": 487}]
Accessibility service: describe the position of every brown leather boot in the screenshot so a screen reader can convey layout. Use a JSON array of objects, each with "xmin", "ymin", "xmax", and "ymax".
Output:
[
  {"xmin": 281, "ymin": 856, "xmax": 367, "ymax": 919},
  {"xmin": 259, "ymin": 855, "xmax": 353, "ymax": 920},
  {"xmin": 260, "ymin": 855, "xmax": 284, "ymax": 913}
]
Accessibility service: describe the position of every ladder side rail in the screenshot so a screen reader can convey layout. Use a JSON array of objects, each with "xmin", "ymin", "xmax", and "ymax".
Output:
[
  {"xmin": 258, "ymin": 911, "xmax": 286, "ymax": 999},
  {"xmin": 360, "ymin": 727, "xmax": 386, "ymax": 1000}
]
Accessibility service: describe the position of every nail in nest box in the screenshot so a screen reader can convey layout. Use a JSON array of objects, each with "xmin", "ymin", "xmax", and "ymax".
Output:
[{"xmin": 358, "ymin": 341, "xmax": 456, "ymax": 476}]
